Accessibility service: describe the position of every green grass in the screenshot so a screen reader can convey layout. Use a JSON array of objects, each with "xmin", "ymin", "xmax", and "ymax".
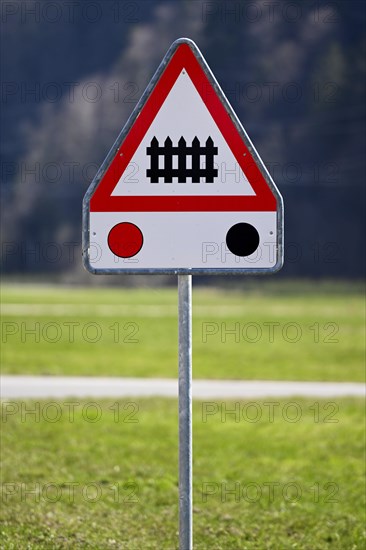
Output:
[
  {"xmin": 1, "ymin": 397, "xmax": 365, "ymax": 549},
  {"xmin": 1, "ymin": 282, "xmax": 364, "ymax": 381}
]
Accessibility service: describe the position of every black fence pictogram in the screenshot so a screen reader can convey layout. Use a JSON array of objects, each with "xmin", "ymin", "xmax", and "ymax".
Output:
[{"xmin": 146, "ymin": 136, "xmax": 218, "ymax": 183}]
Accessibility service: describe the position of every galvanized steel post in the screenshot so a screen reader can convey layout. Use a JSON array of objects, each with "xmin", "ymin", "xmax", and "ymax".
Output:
[{"xmin": 178, "ymin": 274, "xmax": 193, "ymax": 550}]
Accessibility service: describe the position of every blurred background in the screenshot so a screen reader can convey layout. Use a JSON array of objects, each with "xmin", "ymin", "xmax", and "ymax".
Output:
[
  {"xmin": 1, "ymin": 5, "xmax": 365, "ymax": 547},
  {"xmin": 1, "ymin": 0, "xmax": 365, "ymax": 284}
]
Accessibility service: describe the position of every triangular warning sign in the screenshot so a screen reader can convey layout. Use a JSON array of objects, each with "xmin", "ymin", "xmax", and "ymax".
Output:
[{"xmin": 83, "ymin": 38, "xmax": 283, "ymax": 274}]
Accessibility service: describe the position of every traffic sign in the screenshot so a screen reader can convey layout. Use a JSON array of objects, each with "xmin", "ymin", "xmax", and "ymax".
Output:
[{"xmin": 83, "ymin": 38, "xmax": 284, "ymax": 274}]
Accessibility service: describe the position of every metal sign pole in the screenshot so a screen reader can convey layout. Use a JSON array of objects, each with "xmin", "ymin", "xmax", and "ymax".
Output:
[{"xmin": 178, "ymin": 274, "xmax": 193, "ymax": 550}]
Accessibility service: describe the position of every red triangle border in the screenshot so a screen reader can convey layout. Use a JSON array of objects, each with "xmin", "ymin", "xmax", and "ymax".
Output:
[{"xmin": 90, "ymin": 43, "xmax": 277, "ymax": 212}]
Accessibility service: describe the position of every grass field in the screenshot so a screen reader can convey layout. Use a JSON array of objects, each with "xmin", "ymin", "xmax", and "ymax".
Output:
[
  {"xmin": 1, "ymin": 282, "xmax": 364, "ymax": 381},
  {"xmin": 1, "ymin": 396, "xmax": 365, "ymax": 549},
  {"xmin": 1, "ymin": 282, "xmax": 365, "ymax": 548}
]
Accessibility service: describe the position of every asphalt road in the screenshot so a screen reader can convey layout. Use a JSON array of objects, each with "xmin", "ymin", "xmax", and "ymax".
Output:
[{"xmin": 1, "ymin": 376, "xmax": 364, "ymax": 399}]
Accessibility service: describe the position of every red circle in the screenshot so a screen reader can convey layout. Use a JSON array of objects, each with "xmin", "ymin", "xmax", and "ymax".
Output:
[{"xmin": 108, "ymin": 222, "xmax": 143, "ymax": 258}]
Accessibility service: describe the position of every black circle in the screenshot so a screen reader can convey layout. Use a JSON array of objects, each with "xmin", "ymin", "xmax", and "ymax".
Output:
[{"xmin": 226, "ymin": 223, "xmax": 260, "ymax": 257}]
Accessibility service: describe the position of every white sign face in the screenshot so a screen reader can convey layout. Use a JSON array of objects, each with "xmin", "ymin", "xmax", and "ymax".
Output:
[{"xmin": 83, "ymin": 38, "xmax": 283, "ymax": 275}]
